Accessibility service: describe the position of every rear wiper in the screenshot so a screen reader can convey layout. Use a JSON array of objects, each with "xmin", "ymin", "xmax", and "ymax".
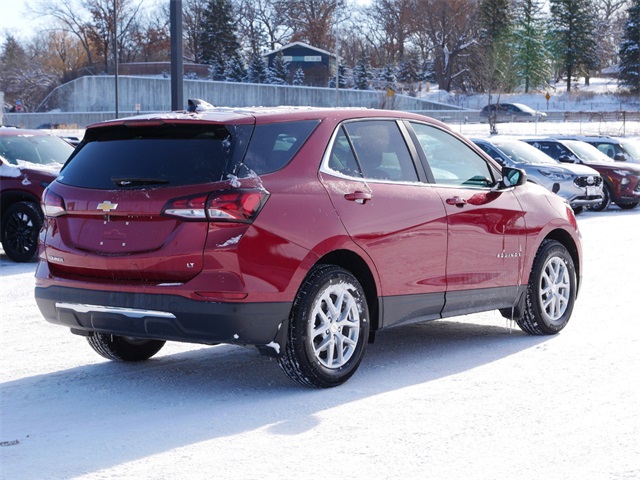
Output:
[{"xmin": 112, "ymin": 177, "xmax": 170, "ymax": 187}]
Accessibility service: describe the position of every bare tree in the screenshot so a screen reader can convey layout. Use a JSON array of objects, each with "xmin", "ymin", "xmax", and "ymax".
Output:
[
  {"xmin": 236, "ymin": 0, "xmax": 292, "ymax": 54},
  {"xmin": 281, "ymin": 0, "xmax": 349, "ymax": 51},
  {"xmin": 414, "ymin": 0, "xmax": 481, "ymax": 91},
  {"xmin": 32, "ymin": 0, "xmax": 97, "ymax": 70},
  {"xmin": 362, "ymin": 0, "xmax": 417, "ymax": 65}
]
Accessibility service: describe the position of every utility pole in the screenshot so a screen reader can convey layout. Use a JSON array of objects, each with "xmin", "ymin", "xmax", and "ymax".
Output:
[{"xmin": 170, "ymin": 0, "xmax": 184, "ymax": 111}]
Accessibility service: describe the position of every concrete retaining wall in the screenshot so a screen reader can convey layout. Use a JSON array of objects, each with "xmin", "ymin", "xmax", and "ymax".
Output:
[{"xmin": 37, "ymin": 75, "xmax": 463, "ymax": 113}]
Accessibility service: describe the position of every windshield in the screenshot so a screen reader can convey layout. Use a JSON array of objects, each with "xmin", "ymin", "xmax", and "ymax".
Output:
[
  {"xmin": 619, "ymin": 138, "xmax": 640, "ymax": 159},
  {"xmin": 512, "ymin": 103, "xmax": 536, "ymax": 114},
  {"xmin": 0, "ymin": 134, "xmax": 73, "ymax": 166},
  {"xmin": 562, "ymin": 140, "xmax": 613, "ymax": 164},
  {"xmin": 492, "ymin": 139, "xmax": 558, "ymax": 165}
]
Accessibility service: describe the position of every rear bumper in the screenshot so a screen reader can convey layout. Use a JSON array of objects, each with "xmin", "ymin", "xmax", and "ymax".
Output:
[{"xmin": 35, "ymin": 286, "xmax": 291, "ymax": 354}]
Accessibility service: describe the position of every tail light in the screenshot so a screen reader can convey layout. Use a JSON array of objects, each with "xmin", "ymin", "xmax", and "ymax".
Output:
[
  {"xmin": 163, "ymin": 189, "xmax": 269, "ymax": 223},
  {"xmin": 42, "ymin": 189, "xmax": 66, "ymax": 217}
]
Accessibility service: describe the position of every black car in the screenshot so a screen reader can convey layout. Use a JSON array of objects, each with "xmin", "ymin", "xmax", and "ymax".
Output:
[{"xmin": 480, "ymin": 103, "xmax": 547, "ymax": 123}]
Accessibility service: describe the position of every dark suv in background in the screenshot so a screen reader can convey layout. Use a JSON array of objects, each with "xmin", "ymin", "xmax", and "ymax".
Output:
[
  {"xmin": 0, "ymin": 128, "xmax": 74, "ymax": 261},
  {"xmin": 35, "ymin": 106, "xmax": 582, "ymax": 387}
]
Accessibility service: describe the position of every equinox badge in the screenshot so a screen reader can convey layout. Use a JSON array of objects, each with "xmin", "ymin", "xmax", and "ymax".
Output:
[{"xmin": 97, "ymin": 201, "xmax": 118, "ymax": 212}]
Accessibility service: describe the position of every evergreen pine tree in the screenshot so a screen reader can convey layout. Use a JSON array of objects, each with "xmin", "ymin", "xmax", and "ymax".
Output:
[
  {"xmin": 208, "ymin": 58, "xmax": 226, "ymax": 81},
  {"xmin": 549, "ymin": 0, "xmax": 599, "ymax": 91},
  {"xmin": 477, "ymin": 0, "xmax": 516, "ymax": 93},
  {"xmin": 292, "ymin": 67, "xmax": 305, "ymax": 86},
  {"xmin": 378, "ymin": 63, "xmax": 398, "ymax": 92},
  {"xmin": 618, "ymin": 0, "xmax": 640, "ymax": 93},
  {"xmin": 246, "ymin": 53, "xmax": 268, "ymax": 84},
  {"xmin": 266, "ymin": 53, "xmax": 289, "ymax": 85},
  {"xmin": 397, "ymin": 57, "xmax": 419, "ymax": 95},
  {"xmin": 513, "ymin": 0, "xmax": 551, "ymax": 92},
  {"xmin": 225, "ymin": 56, "xmax": 247, "ymax": 82},
  {"xmin": 353, "ymin": 55, "xmax": 372, "ymax": 90},
  {"xmin": 198, "ymin": 0, "xmax": 242, "ymax": 68},
  {"xmin": 328, "ymin": 64, "xmax": 348, "ymax": 88}
]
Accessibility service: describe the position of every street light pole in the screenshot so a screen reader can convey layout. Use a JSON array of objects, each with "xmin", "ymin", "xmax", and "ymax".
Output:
[
  {"xmin": 170, "ymin": 0, "xmax": 184, "ymax": 111},
  {"xmin": 113, "ymin": 0, "xmax": 119, "ymax": 118}
]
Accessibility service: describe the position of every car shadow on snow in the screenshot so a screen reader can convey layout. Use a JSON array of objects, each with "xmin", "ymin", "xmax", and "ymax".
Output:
[{"xmin": 1, "ymin": 317, "xmax": 549, "ymax": 478}]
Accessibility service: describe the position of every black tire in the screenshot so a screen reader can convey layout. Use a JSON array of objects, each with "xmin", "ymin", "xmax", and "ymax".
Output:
[
  {"xmin": 87, "ymin": 333, "xmax": 165, "ymax": 362},
  {"xmin": 589, "ymin": 184, "xmax": 611, "ymax": 212},
  {"xmin": 516, "ymin": 240, "xmax": 576, "ymax": 335},
  {"xmin": 278, "ymin": 265, "xmax": 370, "ymax": 388},
  {"xmin": 571, "ymin": 206, "xmax": 584, "ymax": 215},
  {"xmin": 617, "ymin": 201, "xmax": 638, "ymax": 210},
  {"xmin": 1, "ymin": 201, "xmax": 43, "ymax": 262}
]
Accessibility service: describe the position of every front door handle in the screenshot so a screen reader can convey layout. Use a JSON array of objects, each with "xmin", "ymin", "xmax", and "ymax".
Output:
[
  {"xmin": 345, "ymin": 191, "xmax": 372, "ymax": 204},
  {"xmin": 446, "ymin": 196, "xmax": 467, "ymax": 207}
]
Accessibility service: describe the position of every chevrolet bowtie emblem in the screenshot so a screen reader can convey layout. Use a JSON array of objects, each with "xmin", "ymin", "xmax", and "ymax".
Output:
[{"xmin": 97, "ymin": 201, "xmax": 118, "ymax": 212}]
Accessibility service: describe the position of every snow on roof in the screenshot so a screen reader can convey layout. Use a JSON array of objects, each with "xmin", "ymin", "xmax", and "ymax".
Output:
[{"xmin": 262, "ymin": 41, "xmax": 335, "ymax": 59}]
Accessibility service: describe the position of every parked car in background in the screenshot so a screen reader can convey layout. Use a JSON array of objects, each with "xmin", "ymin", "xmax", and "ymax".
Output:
[
  {"xmin": 0, "ymin": 127, "xmax": 74, "ymax": 261},
  {"xmin": 35, "ymin": 106, "xmax": 582, "ymax": 388},
  {"xmin": 472, "ymin": 137, "xmax": 603, "ymax": 214},
  {"xmin": 480, "ymin": 103, "xmax": 547, "ymax": 123},
  {"xmin": 521, "ymin": 137, "xmax": 640, "ymax": 211},
  {"xmin": 556, "ymin": 135, "xmax": 640, "ymax": 164}
]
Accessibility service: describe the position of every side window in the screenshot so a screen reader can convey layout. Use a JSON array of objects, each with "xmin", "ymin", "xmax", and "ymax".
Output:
[
  {"xmin": 532, "ymin": 141, "xmax": 565, "ymax": 160},
  {"xmin": 243, "ymin": 120, "xmax": 319, "ymax": 175},
  {"xmin": 327, "ymin": 127, "xmax": 363, "ymax": 178},
  {"xmin": 410, "ymin": 122, "xmax": 495, "ymax": 187},
  {"xmin": 343, "ymin": 120, "xmax": 419, "ymax": 182},
  {"xmin": 477, "ymin": 143, "xmax": 506, "ymax": 166}
]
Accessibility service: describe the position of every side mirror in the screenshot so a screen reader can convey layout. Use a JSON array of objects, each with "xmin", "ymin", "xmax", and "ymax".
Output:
[
  {"xmin": 501, "ymin": 166, "xmax": 527, "ymax": 188},
  {"xmin": 558, "ymin": 155, "xmax": 574, "ymax": 163},
  {"xmin": 614, "ymin": 153, "xmax": 626, "ymax": 162}
]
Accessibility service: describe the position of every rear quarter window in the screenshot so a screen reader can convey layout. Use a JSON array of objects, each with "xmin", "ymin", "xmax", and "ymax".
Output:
[{"xmin": 241, "ymin": 120, "xmax": 319, "ymax": 175}]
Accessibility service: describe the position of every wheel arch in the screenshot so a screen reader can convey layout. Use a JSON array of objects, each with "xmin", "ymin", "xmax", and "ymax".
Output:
[
  {"xmin": 0, "ymin": 191, "xmax": 42, "ymax": 224},
  {"xmin": 543, "ymin": 228, "xmax": 581, "ymax": 293},
  {"xmin": 316, "ymin": 249, "xmax": 381, "ymax": 332}
]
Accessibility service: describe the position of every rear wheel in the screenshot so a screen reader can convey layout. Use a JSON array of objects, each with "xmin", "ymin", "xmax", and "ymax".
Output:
[
  {"xmin": 87, "ymin": 333, "xmax": 165, "ymax": 361},
  {"xmin": 516, "ymin": 240, "xmax": 576, "ymax": 335},
  {"xmin": 1, "ymin": 201, "xmax": 43, "ymax": 262},
  {"xmin": 278, "ymin": 265, "xmax": 370, "ymax": 388},
  {"xmin": 589, "ymin": 184, "xmax": 611, "ymax": 212}
]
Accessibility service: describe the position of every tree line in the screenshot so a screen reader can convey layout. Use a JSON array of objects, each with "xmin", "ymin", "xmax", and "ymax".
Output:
[{"xmin": 1, "ymin": 0, "xmax": 639, "ymax": 112}]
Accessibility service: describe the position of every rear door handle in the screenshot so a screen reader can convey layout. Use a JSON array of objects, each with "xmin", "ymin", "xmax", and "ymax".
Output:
[
  {"xmin": 345, "ymin": 191, "xmax": 372, "ymax": 204},
  {"xmin": 446, "ymin": 196, "xmax": 467, "ymax": 207}
]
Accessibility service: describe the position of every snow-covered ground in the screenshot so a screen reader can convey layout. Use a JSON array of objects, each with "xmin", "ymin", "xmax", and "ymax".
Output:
[
  {"xmin": 1, "ymin": 204, "xmax": 639, "ymax": 479},
  {"xmin": 421, "ymin": 77, "xmax": 640, "ymax": 113}
]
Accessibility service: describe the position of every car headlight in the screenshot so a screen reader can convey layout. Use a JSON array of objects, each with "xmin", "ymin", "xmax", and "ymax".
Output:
[
  {"xmin": 613, "ymin": 170, "xmax": 630, "ymax": 176},
  {"xmin": 538, "ymin": 169, "xmax": 572, "ymax": 181}
]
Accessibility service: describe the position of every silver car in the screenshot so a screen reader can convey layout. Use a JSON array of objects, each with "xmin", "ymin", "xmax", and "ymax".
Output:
[{"xmin": 473, "ymin": 137, "xmax": 603, "ymax": 213}]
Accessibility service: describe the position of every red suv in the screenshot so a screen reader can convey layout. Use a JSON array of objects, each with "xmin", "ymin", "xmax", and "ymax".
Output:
[
  {"xmin": 1, "ymin": 128, "xmax": 74, "ymax": 261},
  {"xmin": 35, "ymin": 107, "xmax": 582, "ymax": 387}
]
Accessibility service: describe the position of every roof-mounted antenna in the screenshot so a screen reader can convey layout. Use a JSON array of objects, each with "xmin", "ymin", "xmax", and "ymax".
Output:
[{"xmin": 187, "ymin": 98, "xmax": 215, "ymax": 112}]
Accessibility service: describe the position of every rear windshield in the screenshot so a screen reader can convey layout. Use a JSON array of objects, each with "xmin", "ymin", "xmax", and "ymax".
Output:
[{"xmin": 57, "ymin": 123, "xmax": 252, "ymax": 189}]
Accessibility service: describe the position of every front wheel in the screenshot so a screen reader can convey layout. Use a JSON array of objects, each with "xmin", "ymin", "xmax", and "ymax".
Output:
[
  {"xmin": 278, "ymin": 265, "xmax": 370, "ymax": 388},
  {"xmin": 516, "ymin": 240, "xmax": 576, "ymax": 335},
  {"xmin": 589, "ymin": 184, "xmax": 611, "ymax": 212},
  {"xmin": 87, "ymin": 333, "xmax": 165, "ymax": 361}
]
